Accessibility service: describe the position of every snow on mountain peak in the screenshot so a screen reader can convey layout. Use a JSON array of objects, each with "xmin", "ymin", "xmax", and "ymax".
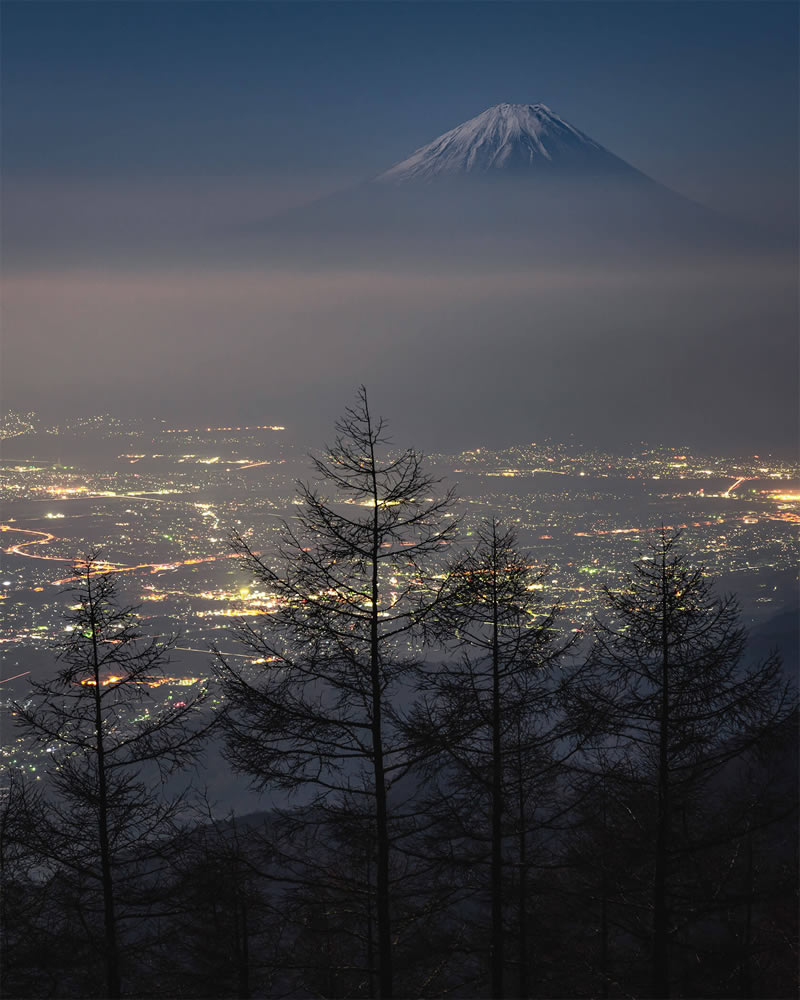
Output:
[{"xmin": 375, "ymin": 103, "xmax": 614, "ymax": 183}]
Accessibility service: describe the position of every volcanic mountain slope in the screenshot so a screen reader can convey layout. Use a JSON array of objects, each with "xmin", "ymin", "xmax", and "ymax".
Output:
[
  {"xmin": 373, "ymin": 103, "xmax": 648, "ymax": 182},
  {"xmin": 236, "ymin": 103, "xmax": 764, "ymax": 267}
]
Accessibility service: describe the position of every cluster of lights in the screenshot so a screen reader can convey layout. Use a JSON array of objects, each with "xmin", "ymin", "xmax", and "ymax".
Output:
[
  {"xmin": 164, "ymin": 424, "xmax": 285, "ymax": 433},
  {"xmin": 79, "ymin": 675, "xmax": 200, "ymax": 688}
]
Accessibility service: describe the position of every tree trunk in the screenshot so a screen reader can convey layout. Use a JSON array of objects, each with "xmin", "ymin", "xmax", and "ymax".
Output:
[
  {"xmin": 369, "ymin": 433, "xmax": 393, "ymax": 1000},
  {"xmin": 88, "ymin": 571, "xmax": 121, "ymax": 1000},
  {"xmin": 739, "ymin": 831, "xmax": 754, "ymax": 999},
  {"xmin": 517, "ymin": 745, "xmax": 528, "ymax": 1000},
  {"xmin": 366, "ymin": 853, "xmax": 377, "ymax": 999},
  {"xmin": 600, "ymin": 793, "xmax": 610, "ymax": 1000},
  {"xmin": 372, "ymin": 691, "xmax": 392, "ymax": 999},
  {"xmin": 237, "ymin": 894, "xmax": 250, "ymax": 1000},
  {"xmin": 652, "ymin": 544, "xmax": 671, "ymax": 999},
  {"xmin": 600, "ymin": 870, "xmax": 610, "ymax": 999},
  {"xmin": 490, "ymin": 523, "xmax": 504, "ymax": 999}
]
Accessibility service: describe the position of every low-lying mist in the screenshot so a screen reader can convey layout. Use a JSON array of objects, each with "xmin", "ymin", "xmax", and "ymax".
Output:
[
  {"xmin": 3, "ymin": 170, "xmax": 796, "ymax": 457},
  {"xmin": 3, "ymin": 255, "xmax": 795, "ymax": 457}
]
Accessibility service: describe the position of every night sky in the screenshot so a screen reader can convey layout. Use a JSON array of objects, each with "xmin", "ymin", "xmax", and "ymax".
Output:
[{"xmin": 2, "ymin": 1, "xmax": 797, "ymax": 451}]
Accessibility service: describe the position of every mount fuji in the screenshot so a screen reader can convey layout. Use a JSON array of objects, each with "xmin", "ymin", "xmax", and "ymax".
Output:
[
  {"xmin": 237, "ymin": 103, "xmax": 767, "ymax": 268},
  {"xmin": 373, "ymin": 103, "xmax": 647, "ymax": 183}
]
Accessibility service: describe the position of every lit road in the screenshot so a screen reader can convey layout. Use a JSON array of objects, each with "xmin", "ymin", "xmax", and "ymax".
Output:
[
  {"xmin": 0, "ymin": 671, "xmax": 31, "ymax": 685},
  {"xmin": 1, "ymin": 524, "xmax": 254, "ymax": 586},
  {"xmin": 723, "ymin": 476, "xmax": 757, "ymax": 497},
  {"xmin": 0, "ymin": 525, "xmax": 71, "ymax": 562}
]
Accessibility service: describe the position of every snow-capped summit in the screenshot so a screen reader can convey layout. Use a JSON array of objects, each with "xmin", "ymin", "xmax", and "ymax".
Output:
[
  {"xmin": 375, "ymin": 103, "xmax": 632, "ymax": 183},
  {"xmin": 244, "ymin": 101, "xmax": 757, "ymax": 269}
]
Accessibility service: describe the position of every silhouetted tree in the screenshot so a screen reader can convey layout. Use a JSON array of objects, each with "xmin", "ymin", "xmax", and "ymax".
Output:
[
  {"xmin": 408, "ymin": 520, "xmax": 577, "ymax": 998},
  {"xmin": 12, "ymin": 554, "xmax": 213, "ymax": 998},
  {"xmin": 0, "ymin": 772, "xmax": 72, "ymax": 998},
  {"xmin": 216, "ymin": 388, "xmax": 458, "ymax": 998},
  {"xmin": 575, "ymin": 528, "xmax": 795, "ymax": 999},
  {"xmin": 151, "ymin": 803, "xmax": 286, "ymax": 999}
]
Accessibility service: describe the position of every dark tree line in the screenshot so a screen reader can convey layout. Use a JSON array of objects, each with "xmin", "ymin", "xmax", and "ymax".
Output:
[{"xmin": 2, "ymin": 391, "xmax": 796, "ymax": 1000}]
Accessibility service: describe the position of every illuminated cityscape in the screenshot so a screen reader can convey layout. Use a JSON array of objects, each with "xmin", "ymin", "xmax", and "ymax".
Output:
[{"xmin": 2, "ymin": 411, "xmax": 796, "ymax": 777}]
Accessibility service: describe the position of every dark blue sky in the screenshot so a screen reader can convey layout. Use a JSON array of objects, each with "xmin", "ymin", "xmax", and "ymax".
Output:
[
  {"xmin": 2, "ymin": 2, "xmax": 797, "ymax": 453},
  {"xmin": 3, "ymin": 1, "xmax": 797, "ymax": 219}
]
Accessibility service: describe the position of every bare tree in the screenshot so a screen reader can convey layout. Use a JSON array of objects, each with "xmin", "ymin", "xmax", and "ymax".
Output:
[
  {"xmin": 407, "ymin": 519, "xmax": 578, "ymax": 999},
  {"xmin": 12, "ymin": 554, "xmax": 214, "ymax": 999},
  {"xmin": 150, "ymin": 800, "xmax": 287, "ymax": 1000},
  {"xmin": 0, "ymin": 772, "xmax": 70, "ymax": 998},
  {"xmin": 575, "ymin": 527, "xmax": 795, "ymax": 999},
  {"xmin": 215, "ymin": 387, "xmax": 458, "ymax": 998}
]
